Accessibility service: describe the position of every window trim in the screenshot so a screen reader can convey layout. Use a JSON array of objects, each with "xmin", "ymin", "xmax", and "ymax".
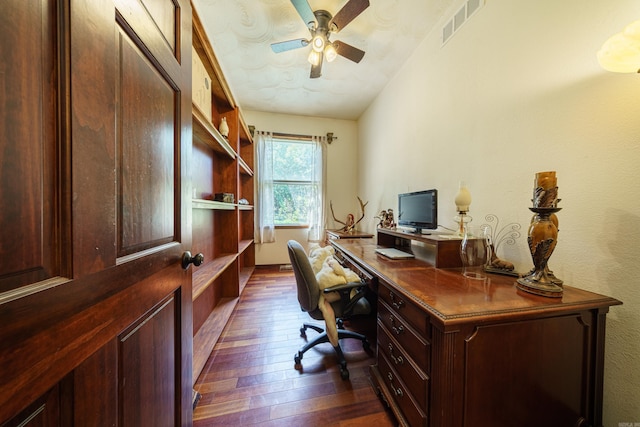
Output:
[
  {"xmin": 271, "ymin": 138, "xmax": 316, "ymax": 227},
  {"xmin": 275, "ymin": 224, "xmax": 309, "ymax": 229}
]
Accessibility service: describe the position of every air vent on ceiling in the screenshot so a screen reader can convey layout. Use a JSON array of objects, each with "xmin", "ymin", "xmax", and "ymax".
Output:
[
  {"xmin": 454, "ymin": 5, "xmax": 466, "ymax": 31},
  {"xmin": 442, "ymin": 0, "xmax": 485, "ymax": 45}
]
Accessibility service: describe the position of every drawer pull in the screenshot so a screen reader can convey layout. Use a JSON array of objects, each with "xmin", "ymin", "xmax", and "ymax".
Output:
[
  {"xmin": 387, "ymin": 372, "xmax": 404, "ymax": 398},
  {"xmin": 389, "ymin": 291, "xmax": 405, "ymax": 310},
  {"xmin": 388, "ymin": 343, "xmax": 404, "ymax": 366},
  {"xmin": 389, "ymin": 316, "xmax": 405, "ymax": 335}
]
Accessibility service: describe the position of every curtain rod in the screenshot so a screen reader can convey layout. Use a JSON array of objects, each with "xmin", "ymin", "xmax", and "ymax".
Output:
[
  {"xmin": 260, "ymin": 130, "xmax": 338, "ymax": 144},
  {"xmin": 273, "ymin": 131, "xmax": 313, "ymax": 141}
]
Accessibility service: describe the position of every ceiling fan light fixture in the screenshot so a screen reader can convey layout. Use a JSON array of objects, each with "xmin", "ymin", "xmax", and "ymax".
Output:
[
  {"xmin": 311, "ymin": 35, "xmax": 325, "ymax": 52},
  {"xmin": 271, "ymin": 0, "xmax": 370, "ymax": 78},
  {"xmin": 325, "ymin": 43, "xmax": 338, "ymax": 62},
  {"xmin": 308, "ymin": 50, "xmax": 321, "ymax": 66}
]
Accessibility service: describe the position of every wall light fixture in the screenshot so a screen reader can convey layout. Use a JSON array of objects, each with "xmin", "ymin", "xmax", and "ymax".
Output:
[{"xmin": 597, "ymin": 19, "xmax": 640, "ymax": 73}]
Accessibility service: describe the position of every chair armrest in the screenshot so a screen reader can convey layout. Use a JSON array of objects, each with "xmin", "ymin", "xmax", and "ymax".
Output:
[{"xmin": 323, "ymin": 281, "xmax": 365, "ymax": 293}]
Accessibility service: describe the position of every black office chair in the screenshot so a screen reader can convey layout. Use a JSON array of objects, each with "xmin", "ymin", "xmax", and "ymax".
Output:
[{"xmin": 287, "ymin": 240, "xmax": 370, "ymax": 380}]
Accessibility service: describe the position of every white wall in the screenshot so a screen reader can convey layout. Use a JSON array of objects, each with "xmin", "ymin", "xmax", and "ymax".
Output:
[
  {"xmin": 358, "ymin": 0, "xmax": 640, "ymax": 424},
  {"xmin": 244, "ymin": 110, "xmax": 359, "ymax": 264}
]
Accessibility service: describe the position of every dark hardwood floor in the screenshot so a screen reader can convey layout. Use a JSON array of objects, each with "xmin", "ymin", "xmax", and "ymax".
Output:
[{"xmin": 193, "ymin": 266, "xmax": 397, "ymax": 426}]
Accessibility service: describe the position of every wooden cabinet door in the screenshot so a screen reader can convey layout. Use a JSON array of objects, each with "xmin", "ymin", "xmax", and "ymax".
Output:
[{"xmin": 0, "ymin": 0, "xmax": 193, "ymax": 425}]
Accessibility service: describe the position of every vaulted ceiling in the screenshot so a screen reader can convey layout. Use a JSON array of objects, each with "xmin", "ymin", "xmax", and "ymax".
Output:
[{"xmin": 192, "ymin": 0, "xmax": 454, "ymax": 120}]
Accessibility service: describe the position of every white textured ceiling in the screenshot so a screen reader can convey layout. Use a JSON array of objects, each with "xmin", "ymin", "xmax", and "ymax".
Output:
[{"xmin": 192, "ymin": 0, "xmax": 453, "ymax": 120}]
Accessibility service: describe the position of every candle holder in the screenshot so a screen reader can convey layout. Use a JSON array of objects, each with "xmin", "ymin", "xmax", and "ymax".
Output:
[{"xmin": 516, "ymin": 172, "xmax": 564, "ymax": 298}]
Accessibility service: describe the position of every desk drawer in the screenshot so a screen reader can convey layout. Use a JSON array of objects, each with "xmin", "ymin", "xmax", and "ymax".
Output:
[
  {"xmin": 334, "ymin": 250, "xmax": 377, "ymax": 287},
  {"xmin": 378, "ymin": 323, "xmax": 429, "ymax": 408},
  {"xmin": 378, "ymin": 352, "xmax": 427, "ymax": 427},
  {"xmin": 378, "ymin": 300, "xmax": 430, "ymax": 371},
  {"xmin": 378, "ymin": 281, "xmax": 429, "ymax": 337}
]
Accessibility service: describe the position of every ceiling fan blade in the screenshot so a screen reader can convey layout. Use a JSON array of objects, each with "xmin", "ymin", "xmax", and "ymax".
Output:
[
  {"xmin": 330, "ymin": 0, "xmax": 370, "ymax": 32},
  {"xmin": 333, "ymin": 40, "xmax": 365, "ymax": 63},
  {"xmin": 310, "ymin": 52, "xmax": 323, "ymax": 78},
  {"xmin": 290, "ymin": 0, "xmax": 316, "ymax": 28},
  {"xmin": 271, "ymin": 38, "xmax": 309, "ymax": 53}
]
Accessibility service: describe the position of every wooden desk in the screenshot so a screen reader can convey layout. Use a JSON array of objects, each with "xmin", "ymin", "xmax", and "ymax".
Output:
[
  {"xmin": 326, "ymin": 229, "xmax": 374, "ymax": 240},
  {"xmin": 377, "ymin": 227, "xmax": 463, "ymax": 268},
  {"xmin": 330, "ymin": 239, "xmax": 621, "ymax": 427}
]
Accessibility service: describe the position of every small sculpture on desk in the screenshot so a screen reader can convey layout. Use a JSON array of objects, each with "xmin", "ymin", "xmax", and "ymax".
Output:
[
  {"xmin": 375, "ymin": 209, "xmax": 396, "ymax": 229},
  {"xmin": 487, "ymin": 250, "xmax": 515, "ymax": 272},
  {"xmin": 481, "ymin": 214, "xmax": 521, "ymax": 277},
  {"xmin": 330, "ymin": 196, "xmax": 368, "ymax": 233}
]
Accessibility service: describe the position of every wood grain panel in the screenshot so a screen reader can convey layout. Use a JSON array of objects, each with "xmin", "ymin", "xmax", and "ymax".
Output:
[
  {"xmin": 71, "ymin": 340, "xmax": 118, "ymax": 426},
  {"xmin": 117, "ymin": 27, "xmax": 177, "ymax": 256},
  {"xmin": 192, "ymin": 208, "xmax": 214, "ymax": 263},
  {"xmin": 119, "ymin": 295, "xmax": 178, "ymax": 427},
  {"xmin": 71, "ymin": 0, "xmax": 118, "ymax": 277},
  {"xmin": 377, "ymin": 352, "xmax": 426, "ymax": 427},
  {"xmin": 192, "ymin": 141, "xmax": 215, "ymax": 198},
  {"xmin": 378, "ymin": 299, "xmax": 430, "ymax": 369},
  {"xmin": 213, "ymin": 153, "xmax": 237, "ymax": 196},
  {"xmin": 463, "ymin": 314, "xmax": 590, "ymax": 426},
  {"xmin": 193, "ymin": 276, "xmax": 219, "ymax": 334},
  {"xmin": 215, "ymin": 210, "xmax": 238, "ymax": 256},
  {"xmin": 430, "ymin": 328, "xmax": 459, "ymax": 427},
  {"xmin": 1, "ymin": 385, "xmax": 61, "ymax": 427},
  {"xmin": 193, "ymin": 262, "xmax": 239, "ymax": 336},
  {"xmin": 140, "ymin": 0, "xmax": 177, "ymax": 52},
  {"xmin": 1, "ymin": 0, "xmax": 193, "ymax": 424},
  {"xmin": 377, "ymin": 323, "xmax": 429, "ymax": 408},
  {"xmin": 114, "ymin": 0, "xmax": 182, "ymax": 64},
  {"xmin": 0, "ymin": 0, "xmax": 61, "ymax": 291},
  {"xmin": 0, "ymin": 253, "xmax": 188, "ymax": 423}
]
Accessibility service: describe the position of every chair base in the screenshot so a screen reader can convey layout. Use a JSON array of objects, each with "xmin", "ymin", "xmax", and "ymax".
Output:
[{"xmin": 294, "ymin": 322, "xmax": 370, "ymax": 380}]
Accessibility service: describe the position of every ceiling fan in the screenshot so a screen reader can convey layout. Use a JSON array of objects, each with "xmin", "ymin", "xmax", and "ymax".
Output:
[{"xmin": 270, "ymin": 0, "xmax": 370, "ymax": 78}]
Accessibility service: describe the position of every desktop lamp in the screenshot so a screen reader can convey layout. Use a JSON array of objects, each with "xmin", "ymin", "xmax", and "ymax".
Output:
[{"xmin": 454, "ymin": 183, "xmax": 472, "ymax": 237}]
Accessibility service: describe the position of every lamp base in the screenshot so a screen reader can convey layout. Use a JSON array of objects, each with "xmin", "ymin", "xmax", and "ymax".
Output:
[{"xmin": 454, "ymin": 212, "xmax": 472, "ymax": 237}]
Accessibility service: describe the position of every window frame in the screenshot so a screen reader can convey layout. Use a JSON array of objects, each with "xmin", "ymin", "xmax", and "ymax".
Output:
[{"xmin": 271, "ymin": 137, "xmax": 316, "ymax": 228}]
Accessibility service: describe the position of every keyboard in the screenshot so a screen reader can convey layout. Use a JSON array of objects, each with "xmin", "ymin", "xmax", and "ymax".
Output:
[{"xmin": 375, "ymin": 247, "xmax": 415, "ymax": 259}]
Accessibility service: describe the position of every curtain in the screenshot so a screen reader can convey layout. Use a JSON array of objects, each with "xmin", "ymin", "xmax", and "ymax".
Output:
[
  {"xmin": 254, "ymin": 131, "xmax": 276, "ymax": 243},
  {"xmin": 307, "ymin": 135, "xmax": 327, "ymax": 242}
]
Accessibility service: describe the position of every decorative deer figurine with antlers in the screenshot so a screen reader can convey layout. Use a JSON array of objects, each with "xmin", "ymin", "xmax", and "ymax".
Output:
[{"xmin": 330, "ymin": 196, "xmax": 368, "ymax": 233}]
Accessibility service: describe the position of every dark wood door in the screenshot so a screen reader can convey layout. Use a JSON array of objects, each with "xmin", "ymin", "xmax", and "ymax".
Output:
[{"xmin": 0, "ymin": 0, "xmax": 193, "ymax": 425}]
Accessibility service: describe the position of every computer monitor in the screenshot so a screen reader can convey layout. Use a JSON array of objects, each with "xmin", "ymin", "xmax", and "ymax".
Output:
[{"xmin": 397, "ymin": 189, "xmax": 438, "ymax": 233}]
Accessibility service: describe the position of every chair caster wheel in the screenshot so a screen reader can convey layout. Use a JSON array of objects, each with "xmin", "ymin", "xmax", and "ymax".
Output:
[
  {"xmin": 299, "ymin": 327, "xmax": 306, "ymax": 337},
  {"xmin": 294, "ymin": 352, "xmax": 302, "ymax": 365},
  {"xmin": 340, "ymin": 367, "xmax": 350, "ymax": 380}
]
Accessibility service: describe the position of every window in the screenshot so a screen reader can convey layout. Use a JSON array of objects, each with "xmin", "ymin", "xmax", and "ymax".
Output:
[
  {"xmin": 255, "ymin": 131, "xmax": 326, "ymax": 243},
  {"xmin": 272, "ymin": 138, "xmax": 316, "ymax": 226}
]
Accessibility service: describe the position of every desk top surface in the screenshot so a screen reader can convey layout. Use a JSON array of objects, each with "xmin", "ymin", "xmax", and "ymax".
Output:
[
  {"xmin": 332, "ymin": 240, "xmax": 621, "ymax": 326},
  {"xmin": 326, "ymin": 229, "xmax": 374, "ymax": 238}
]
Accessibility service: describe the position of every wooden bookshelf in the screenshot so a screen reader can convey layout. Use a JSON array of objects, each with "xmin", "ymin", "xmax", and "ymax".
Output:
[{"xmin": 191, "ymin": 3, "xmax": 255, "ymax": 384}]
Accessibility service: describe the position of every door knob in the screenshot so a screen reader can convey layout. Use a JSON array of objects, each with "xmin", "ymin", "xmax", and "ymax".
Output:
[{"xmin": 181, "ymin": 251, "xmax": 204, "ymax": 270}]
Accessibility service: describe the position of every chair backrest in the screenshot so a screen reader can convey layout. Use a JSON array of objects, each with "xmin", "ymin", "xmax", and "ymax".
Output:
[{"xmin": 287, "ymin": 240, "xmax": 320, "ymax": 313}]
